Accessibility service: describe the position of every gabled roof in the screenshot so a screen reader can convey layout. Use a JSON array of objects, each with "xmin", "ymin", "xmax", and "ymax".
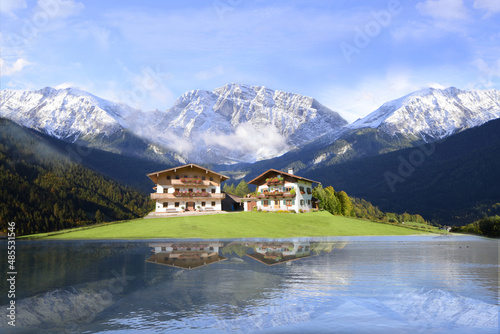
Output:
[
  {"xmin": 146, "ymin": 163, "xmax": 229, "ymax": 183},
  {"xmin": 248, "ymin": 168, "xmax": 320, "ymax": 185},
  {"xmin": 223, "ymin": 193, "xmax": 243, "ymax": 202}
]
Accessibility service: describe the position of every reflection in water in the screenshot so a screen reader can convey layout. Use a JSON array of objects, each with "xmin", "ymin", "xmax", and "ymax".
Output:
[
  {"xmin": 247, "ymin": 241, "xmax": 313, "ymax": 265},
  {"xmin": 146, "ymin": 242, "xmax": 226, "ymax": 270},
  {"xmin": 0, "ymin": 236, "xmax": 497, "ymax": 333}
]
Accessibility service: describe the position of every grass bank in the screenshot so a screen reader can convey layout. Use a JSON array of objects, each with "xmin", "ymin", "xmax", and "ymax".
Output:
[{"xmin": 22, "ymin": 211, "xmax": 437, "ymax": 240}]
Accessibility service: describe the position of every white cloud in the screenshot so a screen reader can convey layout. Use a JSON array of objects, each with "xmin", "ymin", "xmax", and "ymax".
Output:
[
  {"xmin": 470, "ymin": 58, "xmax": 500, "ymax": 89},
  {"xmin": 427, "ymin": 82, "xmax": 447, "ymax": 89},
  {"xmin": 74, "ymin": 21, "xmax": 110, "ymax": 51},
  {"xmin": 206, "ymin": 123, "xmax": 292, "ymax": 161},
  {"xmin": 0, "ymin": 58, "xmax": 31, "ymax": 76},
  {"xmin": 473, "ymin": 0, "xmax": 500, "ymax": 16},
  {"xmin": 107, "ymin": 65, "xmax": 175, "ymax": 111},
  {"xmin": 0, "ymin": 0, "xmax": 27, "ymax": 16},
  {"xmin": 54, "ymin": 82, "xmax": 74, "ymax": 89},
  {"xmin": 36, "ymin": 0, "xmax": 84, "ymax": 19},
  {"xmin": 416, "ymin": 0, "xmax": 468, "ymax": 20}
]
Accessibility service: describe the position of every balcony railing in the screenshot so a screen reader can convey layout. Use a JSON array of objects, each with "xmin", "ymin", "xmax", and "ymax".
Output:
[
  {"xmin": 160, "ymin": 179, "xmax": 217, "ymax": 186},
  {"xmin": 151, "ymin": 193, "xmax": 225, "ymax": 200},
  {"xmin": 265, "ymin": 177, "xmax": 284, "ymax": 186},
  {"xmin": 256, "ymin": 192, "xmax": 296, "ymax": 199}
]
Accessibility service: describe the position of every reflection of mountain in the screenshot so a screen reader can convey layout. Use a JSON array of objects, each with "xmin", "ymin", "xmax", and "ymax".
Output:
[
  {"xmin": 246, "ymin": 242, "xmax": 314, "ymax": 265},
  {"xmin": 146, "ymin": 242, "xmax": 227, "ymax": 270}
]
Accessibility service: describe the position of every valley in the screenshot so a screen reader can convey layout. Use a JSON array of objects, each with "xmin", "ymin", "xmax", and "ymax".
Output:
[{"xmin": 1, "ymin": 84, "xmax": 500, "ymax": 231}]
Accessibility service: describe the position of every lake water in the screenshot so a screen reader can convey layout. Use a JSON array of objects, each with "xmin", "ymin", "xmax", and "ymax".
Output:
[{"xmin": 0, "ymin": 235, "xmax": 498, "ymax": 333}]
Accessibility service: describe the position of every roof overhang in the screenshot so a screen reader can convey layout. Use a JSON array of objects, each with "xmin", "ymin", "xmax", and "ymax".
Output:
[
  {"xmin": 248, "ymin": 169, "xmax": 320, "ymax": 186},
  {"xmin": 146, "ymin": 163, "xmax": 230, "ymax": 184}
]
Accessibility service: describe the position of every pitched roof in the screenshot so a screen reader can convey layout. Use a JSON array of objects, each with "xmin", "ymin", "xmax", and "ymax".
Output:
[
  {"xmin": 248, "ymin": 168, "xmax": 320, "ymax": 185},
  {"xmin": 146, "ymin": 163, "xmax": 229, "ymax": 183}
]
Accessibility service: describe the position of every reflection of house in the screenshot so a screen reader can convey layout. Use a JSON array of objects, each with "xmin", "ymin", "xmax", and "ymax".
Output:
[
  {"xmin": 247, "ymin": 241, "xmax": 312, "ymax": 265},
  {"xmin": 242, "ymin": 168, "xmax": 320, "ymax": 212},
  {"xmin": 147, "ymin": 164, "xmax": 229, "ymax": 213},
  {"xmin": 146, "ymin": 242, "xmax": 226, "ymax": 270}
]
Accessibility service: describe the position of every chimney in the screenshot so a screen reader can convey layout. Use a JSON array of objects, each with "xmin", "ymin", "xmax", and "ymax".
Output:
[{"xmin": 288, "ymin": 167, "xmax": 294, "ymax": 175}]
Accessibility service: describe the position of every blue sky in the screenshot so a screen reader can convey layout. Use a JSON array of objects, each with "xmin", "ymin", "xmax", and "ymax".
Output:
[{"xmin": 1, "ymin": 0, "xmax": 499, "ymax": 122}]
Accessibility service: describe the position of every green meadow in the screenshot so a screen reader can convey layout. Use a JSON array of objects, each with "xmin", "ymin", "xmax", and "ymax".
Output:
[{"xmin": 22, "ymin": 211, "xmax": 439, "ymax": 240}]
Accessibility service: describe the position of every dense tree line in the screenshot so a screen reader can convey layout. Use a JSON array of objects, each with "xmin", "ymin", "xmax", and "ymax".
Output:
[
  {"xmin": 0, "ymin": 119, "xmax": 153, "ymax": 236},
  {"xmin": 451, "ymin": 215, "xmax": 500, "ymax": 238},
  {"xmin": 313, "ymin": 184, "xmax": 429, "ymax": 225}
]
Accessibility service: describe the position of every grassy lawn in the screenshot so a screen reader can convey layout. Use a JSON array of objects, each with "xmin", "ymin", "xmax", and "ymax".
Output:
[{"xmin": 23, "ymin": 211, "xmax": 437, "ymax": 240}]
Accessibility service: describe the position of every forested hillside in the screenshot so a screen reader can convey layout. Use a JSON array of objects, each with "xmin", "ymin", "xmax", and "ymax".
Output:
[
  {"xmin": 0, "ymin": 118, "xmax": 153, "ymax": 235},
  {"xmin": 305, "ymin": 118, "xmax": 500, "ymax": 225}
]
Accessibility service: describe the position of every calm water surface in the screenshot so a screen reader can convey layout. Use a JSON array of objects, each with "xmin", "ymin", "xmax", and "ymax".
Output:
[{"xmin": 0, "ymin": 235, "xmax": 498, "ymax": 333}]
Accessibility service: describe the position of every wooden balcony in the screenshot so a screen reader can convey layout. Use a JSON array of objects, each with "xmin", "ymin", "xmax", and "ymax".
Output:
[
  {"xmin": 159, "ymin": 179, "xmax": 218, "ymax": 187},
  {"xmin": 151, "ymin": 193, "xmax": 225, "ymax": 200},
  {"xmin": 256, "ymin": 192, "xmax": 296, "ymax": 199}
]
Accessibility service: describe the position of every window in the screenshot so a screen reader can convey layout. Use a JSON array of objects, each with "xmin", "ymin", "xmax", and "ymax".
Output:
[
  {"xmin": 161, "ymin": 247, "xmax": 166, "ymax": 251},
  {"xmin": 263, "ymin": 200, "xmax": 269, "ymax": 207},
  {"xmin": 202, "ymin": 176, "xmax": 206, "ymax": 180},
  {"xmin": 209, "ymin": 246, "xmax": 214, "ymax": 251},
  {"xmin": 175, "ymin": 188, "xmax": 180, "ymax": 192},
  {"xmin": 211, "ymin": 201, "xmax": 216, "ymax": 206},
  {"xmin": 210, "ymin": 177, "xmax": 213, "ymax": 181},
  {"xmin": 167, "ymin": 175, "xmax": 171, "ymax": 180},
  {"xmin": 300, "ymin": 199, "xmax": 304, "ymax": 205},
  {"xmin": 201, "ymin": 202, "xmax": 206, "ymax": 207},
  {"xmin": 308, "ymin": 200, "xmax": 311, "ymax": 205},
  {"xmin": 175, "ymin": 175, "xmax": 180, "ymax": 179},
  {"xmin": 274, "ymin": 200, "xmax": 279, "ymax": 206},
  {"xmin": 307, "ymin": 188, "xmax": 312, "ymax": 194},
  {"xmin": 201, "ymin": 189, "xmax": 206, "ymax": 193},
  {"xmin": 175, "ymin": 202, "xmax": 180, "ymax": 207},
  {"xmin": 286, "ymin": 200, "xmax": 292, "ymax": 206},
  {"xmin": 211, "ymin": 189, "xmax": 216, "ymax": 193},
  {"xmin": 163, "ymin": 188, "xmax": 168, "ymax": 193},
  {"xmin": 184, "ymin": 175, "xmax": 188, "ymax": 178},
  {"xmin": 299, "ymin": 186, "xmax": 305, "ymax": 193},
  {"xmin": 188, "ymin": 188, "xmax": 193, "ymax": 192},
  {"xmin": 163, "ymin": 202, "xmax": 168, "ymax": 208}
]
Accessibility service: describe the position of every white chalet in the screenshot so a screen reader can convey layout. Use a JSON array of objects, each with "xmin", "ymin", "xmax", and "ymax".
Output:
[
  {"xmin": 243, "ymin": 168, "xmax": 320, "ymax": 212},
  {"xmin": 147, "ymin": 164, "xmax": 229, "ymax": 213}
]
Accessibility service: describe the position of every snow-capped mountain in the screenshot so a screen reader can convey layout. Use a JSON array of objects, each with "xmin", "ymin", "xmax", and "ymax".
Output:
[
  {"xmin": 350, "ymin": 87, "xmax": 500, "ymax": 140},
  {"xmin": 0, "ymin": 87, "xmax": 172, "ymax": 160},
  {"xmin": 0, "ymin": 84, "xmax": 347, "ymax": 164},
  {"xmin": 155, "ymin": 83, "xmax": 347, "ymax": 163},
  {"xmin": 0, "ymin": 87, "xmax": 150, "ymax": 139},
  {"xmin": 1, "ymin": 87, "xmax": 117, "ymax": 139}
]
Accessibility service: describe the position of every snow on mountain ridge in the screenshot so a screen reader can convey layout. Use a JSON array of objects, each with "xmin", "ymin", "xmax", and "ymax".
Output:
[
  {"xmin": 0, "ymin": 87, "xmax": 127, "ymax": 140},
  {"xmin": 155, "ymin": 83, "xmax": 348, "ymax": 163},
  {"xmin": 350, "ymin": 87, "xmax": 500, "ymax": 139},
  {"xmin": 0, "ymin": 84, "xmax": 347, "ymax": 164}
]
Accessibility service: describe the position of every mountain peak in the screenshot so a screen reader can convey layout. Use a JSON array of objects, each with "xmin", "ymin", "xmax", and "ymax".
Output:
[{"xmin": 351, "ymin": 87, "xmax": 500, "ymax": 139}]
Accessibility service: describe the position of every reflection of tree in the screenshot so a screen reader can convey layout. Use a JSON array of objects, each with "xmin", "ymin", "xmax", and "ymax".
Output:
[
  {"xmin": 310, "ymin": 241, "xmax": 347, "ymax": 255},
  {"xmin": 220, "ymin": 242, "xmax": 250, "ymax": 258}
]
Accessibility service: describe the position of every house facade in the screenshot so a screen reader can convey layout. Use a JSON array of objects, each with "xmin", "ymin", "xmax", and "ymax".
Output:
[
  {"xmin": 243, "ymin": 168, "xmax": 320, "ymax": 212},
  {"xmin": 147, "ymin": 164, "xmax": 229, "ymax": 213}
]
